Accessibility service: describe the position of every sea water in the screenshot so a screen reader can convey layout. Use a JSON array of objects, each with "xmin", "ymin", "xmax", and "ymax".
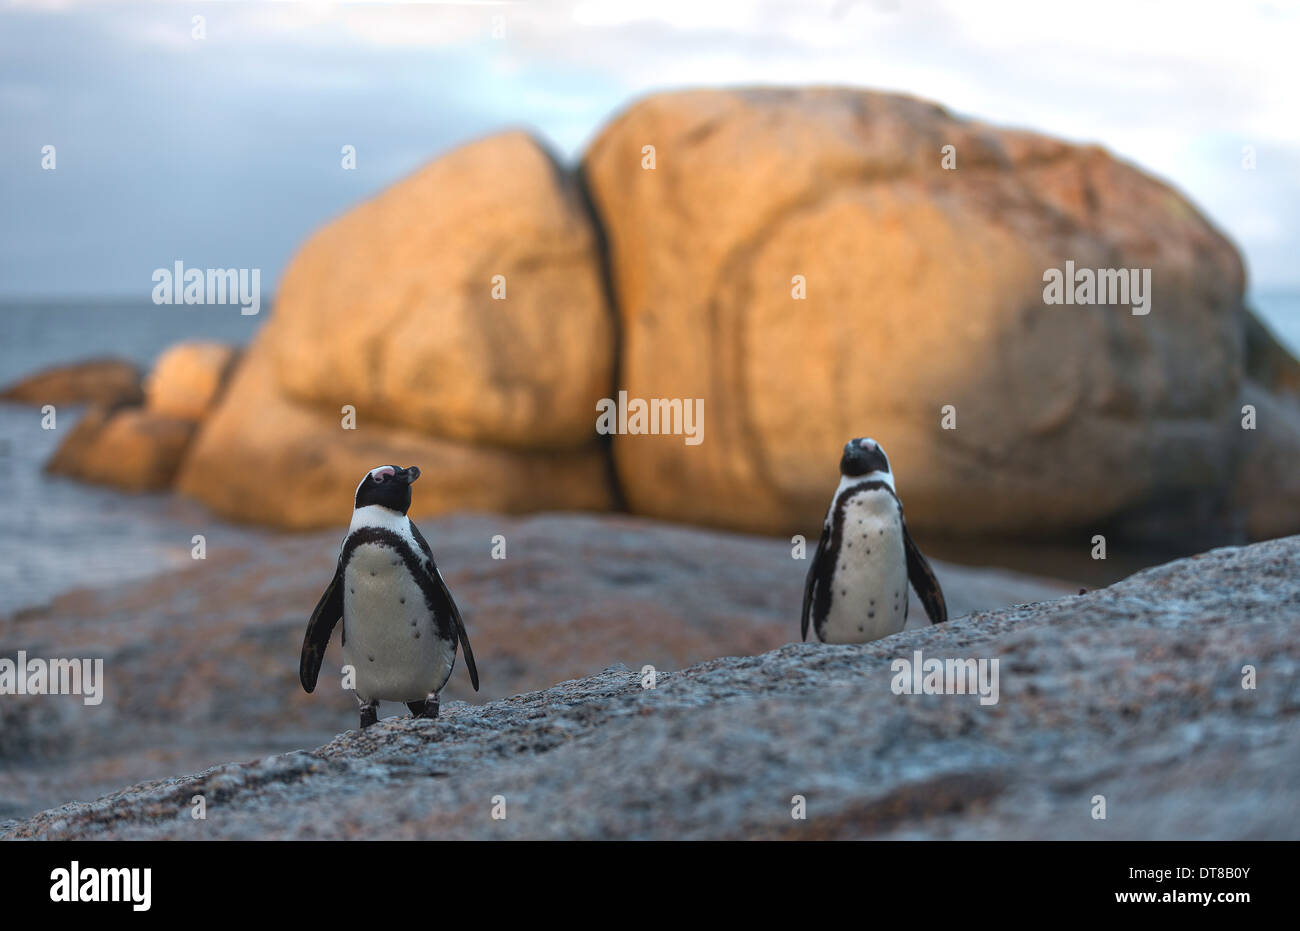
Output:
[{"xmin": 0, "ymin": 299, "xmax": 263, "ymax": 616}]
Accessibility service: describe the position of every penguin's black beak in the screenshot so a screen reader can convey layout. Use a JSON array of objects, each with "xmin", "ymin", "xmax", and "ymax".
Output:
[{"xmin": 396, "ymin": 466, "xmax": 420, "ymax": 485}]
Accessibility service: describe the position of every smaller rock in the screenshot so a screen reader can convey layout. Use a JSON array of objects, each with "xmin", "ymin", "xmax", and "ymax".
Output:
[
  {"xmin": 1235, "ymin": 379, "xmax": 1300, "ymax": 540},
  {"xmin": 0, "ymin": 357, "xmax": 143, "ymax": 408},
  {"xmin": 44, "ymin": 404, "xmax": 115, "ymax": 476},
  {"xmin": 47, "ymin": 408, "xmax": 195, "ymax": 491},
  {"xmin": 1245, "ymin": 310, "xmax": 1300, "ymax": 401},
  {"xmin": 145, "ymin": 342, "xmax": 239, "ymax": 421}
]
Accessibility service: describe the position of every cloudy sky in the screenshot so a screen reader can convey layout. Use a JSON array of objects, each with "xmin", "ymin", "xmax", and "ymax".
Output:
[{"xmin": 1, "ymin": 0, "xmax": 1297, "ymax": 298}]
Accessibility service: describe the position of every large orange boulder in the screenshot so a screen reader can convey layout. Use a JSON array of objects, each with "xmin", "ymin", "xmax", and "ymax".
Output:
[{"xmin": 582, "ymin": 88, "xmax": 1247, "ymax": 537}]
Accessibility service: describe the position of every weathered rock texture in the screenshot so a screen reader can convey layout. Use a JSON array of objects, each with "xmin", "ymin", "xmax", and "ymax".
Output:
[
  {"xmin": 0, "ymin": 512, "xmax": 1067, "ymax": 822},
  {"xmin": 4, "ymin": 533, "xmax": 1296, "ymax": 840},
  {"xmin": 582, "ymin": 88, "xmax": 1249, "ymax": 539}
]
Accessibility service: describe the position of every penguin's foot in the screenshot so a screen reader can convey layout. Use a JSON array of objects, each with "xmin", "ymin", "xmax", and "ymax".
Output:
[
  {"xmin": 357, "ymin": 697, "xmax": 379, "ymax": 729},
  {"xmin": 407, "ymin": 691, "xmax": 440, "ymax": 719}
]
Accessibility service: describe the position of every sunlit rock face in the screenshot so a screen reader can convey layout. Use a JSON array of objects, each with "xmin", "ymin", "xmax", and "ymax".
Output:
[
  {"xmin": 176, "ymin": 343, "xmax": 613, "ymax": 529},
  {"xmin": 266, "ymin": 130, "xmax": 615, "ymax": 451},
  {"xmin": 583, "ymin": 87, "xmax": 1248, "ymax": 539},
  {"xmin": 173, "ymin": 130, "xmax": 617, "ymax": 528}
]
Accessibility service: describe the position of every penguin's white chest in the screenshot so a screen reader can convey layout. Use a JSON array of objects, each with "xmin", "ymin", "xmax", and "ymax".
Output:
[
  {"xmin": 341, "ymin": 542, "xmax": 455, "ymax": 703},
  {"xmin": 822, "ymin": 490, "xmax": 908, "ymax": 644}
]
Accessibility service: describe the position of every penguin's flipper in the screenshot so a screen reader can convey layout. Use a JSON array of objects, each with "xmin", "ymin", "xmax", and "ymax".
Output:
[
  {"xmin": 300, "ymin": 564, "xmax": 343, "ymax": 693},
  {"xmin": 903, "ymin": 522, "xmax": 948, "ymax": 624},
  {"xmin": 437, "ymin": 567, "xmax": 479, "ymax": 692},
  {"xmin": 410, "ymin": 522, "xmax": 480, "ymax": 692},
  {"xmin": 801, "ymin": 528, "xmax": 829, "ymax": 642}
]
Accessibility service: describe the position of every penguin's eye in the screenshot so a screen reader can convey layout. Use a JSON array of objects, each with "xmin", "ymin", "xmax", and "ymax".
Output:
[{"xmin": 372, "ymin": 473, "xmax": 386, "ymax": 484}]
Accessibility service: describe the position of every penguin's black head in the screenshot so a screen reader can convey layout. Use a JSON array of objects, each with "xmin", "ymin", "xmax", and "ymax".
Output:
[
  {"xmin": 840, "ymin": 437, "xmax": 891, "ymax": 478},
  {"xmin": 354, "ymin": 465, "xmax": 420, "ymax": 513}
]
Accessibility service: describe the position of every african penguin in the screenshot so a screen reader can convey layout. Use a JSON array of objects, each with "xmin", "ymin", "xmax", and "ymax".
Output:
[
  {"xmin": 801, "ymin": 438, "xmax": 947, "ymax": 643},
  {"xmin": 299, "ymin": 465, "xmax": 479, "ymax": 729}
]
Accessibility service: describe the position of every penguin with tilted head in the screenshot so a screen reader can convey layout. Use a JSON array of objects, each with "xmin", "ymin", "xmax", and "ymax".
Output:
[
  {"xmin": 299, "ymin": 465, "xmax": 479, "ymax": 729},
  {"xmin": 802, "ymin": 438, "xmax": 947, "ymax": 643}
]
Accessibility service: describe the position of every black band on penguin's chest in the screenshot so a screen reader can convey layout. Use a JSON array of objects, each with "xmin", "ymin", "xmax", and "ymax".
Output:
[
  {"xmin": 340, "ymin": 526, "xmax": 440, "ymax": 616},
  {"xmin": 813, "ymin": 481, "xmax": 902, "ymax": 624}
]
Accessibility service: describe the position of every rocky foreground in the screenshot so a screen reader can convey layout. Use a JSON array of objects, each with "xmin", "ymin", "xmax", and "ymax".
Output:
[
  {"xmin": 4, "ymin": 531, "xmax": 1295, "ymax": 840},
  {"xmin": 0, "ymin": 512, "xmax": 1067, "ymax": 823}
]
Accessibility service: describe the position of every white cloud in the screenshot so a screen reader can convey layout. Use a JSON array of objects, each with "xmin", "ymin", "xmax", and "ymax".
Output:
[{"xmin": 2, "ymin": 0, "xmax": 1297, "ymax": 289}]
